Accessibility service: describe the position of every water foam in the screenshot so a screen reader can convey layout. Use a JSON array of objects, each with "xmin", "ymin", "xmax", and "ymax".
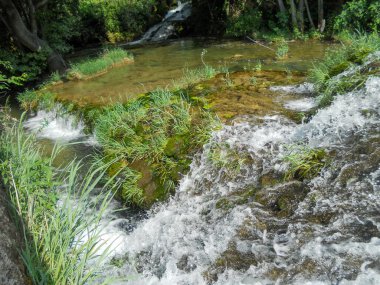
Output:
[
  {"xmin": 24, "ymin": 107, "xmax": 97, "ymax": 144},
  {"xmin": 90, "ymin": 77, "xmax": 380, "ymax": 284}
]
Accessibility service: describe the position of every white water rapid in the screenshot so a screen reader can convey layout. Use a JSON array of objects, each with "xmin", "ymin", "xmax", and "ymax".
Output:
[
  {"xmin": 24, "ymin": 107, "xmax": 96, "ymax": 144},
  {"xmin": 90, "ymin": 75, "xmax": 380, "ymax": 284}
]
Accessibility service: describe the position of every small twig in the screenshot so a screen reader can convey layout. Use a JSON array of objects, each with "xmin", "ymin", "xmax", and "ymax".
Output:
[{"xmin": 246, "ymin": 36, "xmax": 276, "ymax": 52}]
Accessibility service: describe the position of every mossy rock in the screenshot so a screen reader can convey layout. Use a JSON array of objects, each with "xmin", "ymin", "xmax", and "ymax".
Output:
[
  {"xmin": 328, "ymin": 61, "xmax": 351, "ymax": 77},
  {"xmin": 203, "ymin": 241, "xmax": 258, "ymax": 283},
  {"xmin": 255, "ymin": 181, "xmax": 308, "ymax": 217}
]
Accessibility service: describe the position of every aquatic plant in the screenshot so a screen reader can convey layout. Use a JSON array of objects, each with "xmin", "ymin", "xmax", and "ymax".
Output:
[
  {"xmin": 17, "ymin": 90, "xmax": 56, "ymax": 111},
  {"xmin": 0, "ymin": 114, "xmax": 116, "ymax": 284},
  {"xmin": 250, "ymin": 76, "xmax": 257, "ymax": 85},
  {"xmin": 94, "ymin": 88, "xmax": 219, "ymax": 207},
  {"xmin": 283, "ymin": 145, "xmax": 327, "ymax": 180},
  {"xmin": 223, "ymin": 71, "xmax": 234, "ymax": 87},
  {"xmin": 276, "ymin": 40, "xmax": 289, "ymax": 59},
  {"xmin": 206, "ymin": 142, "xmax": 249, "ymax": 178}
]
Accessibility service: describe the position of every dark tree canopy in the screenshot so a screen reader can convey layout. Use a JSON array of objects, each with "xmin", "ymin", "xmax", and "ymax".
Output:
[{"xmin": 0, "ymin": 0, "xmax": 67, "ymax": 73}]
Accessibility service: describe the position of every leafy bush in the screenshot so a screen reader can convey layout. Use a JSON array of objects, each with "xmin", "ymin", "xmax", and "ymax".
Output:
[
  {"xmin": 226, "ymin": 7, "xmax": 262, "ymax": 37},
  {"xmin": 0, "ymin": 61, "xmax": 27, "ymax": 93},
  {"xmin": 334, "ymin": 0, "xmax": 380, "ymax": 33},
  {"xmin": 79, "ymin": 0, "xmax": 164, "ymax": 43}
]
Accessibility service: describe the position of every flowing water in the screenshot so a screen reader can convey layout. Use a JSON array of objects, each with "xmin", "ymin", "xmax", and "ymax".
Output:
[
  {"xmin": 21, "ymin": 40, "xmax": 380, "ymax": 284},
  {"xmin": 93, "ymin": 76, "xmax": 379, "ymax": 285}
]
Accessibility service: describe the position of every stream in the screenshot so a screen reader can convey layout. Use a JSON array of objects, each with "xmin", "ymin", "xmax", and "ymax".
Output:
[{"xmin": 22, "ymin": 39, "xmax": 380, "ymax": 284}]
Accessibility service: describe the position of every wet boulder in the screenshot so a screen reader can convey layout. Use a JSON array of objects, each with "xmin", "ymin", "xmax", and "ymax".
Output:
[{"xmin": 255, "ymin": 181, "xmax": 308, "ymax": 217}]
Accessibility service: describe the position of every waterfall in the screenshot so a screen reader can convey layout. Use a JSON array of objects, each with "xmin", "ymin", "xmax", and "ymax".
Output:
[{"xmin": 130, "ymin": 2, "xmax": 191, "ymax": 44}]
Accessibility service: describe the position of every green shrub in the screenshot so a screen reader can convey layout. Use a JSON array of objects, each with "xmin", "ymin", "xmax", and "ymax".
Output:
[
  {"xmin": 79, "ymin": 0, "xmax": 163, "ymax": 43},
  {"xmin": 334, "ymin": 0, "xmax": 380, "ymax": 33},
  {"xmin": 226, "ymin": 7, "xmax": 262, "ymax": 37},
  {"xmin": 0, "ymin": 60, "xmax": 27, "ymax": 93}
]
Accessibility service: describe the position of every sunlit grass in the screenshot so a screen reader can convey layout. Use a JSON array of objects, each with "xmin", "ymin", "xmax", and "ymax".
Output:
[
  {"xmin": 67, "ymin": 48, "xmax": 133, "ymax": 80},
  {"xmin": 309, "ymin": 32, "xmax": 380, "ymax": 107},
  {"xmin": 94, "ymin": 88, "xmax": 220, "ymax": 206}
]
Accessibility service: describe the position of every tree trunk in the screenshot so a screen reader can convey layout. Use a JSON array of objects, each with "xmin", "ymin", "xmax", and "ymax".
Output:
[
  {"xmin": 297, "ymin": 0, "xmax": 305, "ymax": 32},
  {"xmin": 289, "ymin": 0, "xmax": 298, "ymax": 30},
  {"xmin": 318, "ymin": 0, "xmax": 325, "ymax": 32},
  {"xmin": 277, "ymin": 0, "xmax": 286, "ymax": 14},
  {"xmin": 0, "ymin": 0, "xmax": 66, "ymax": 73},
  {"xmin": 304, "ymin": 0, "xmax": 315, "ymax": 29}
]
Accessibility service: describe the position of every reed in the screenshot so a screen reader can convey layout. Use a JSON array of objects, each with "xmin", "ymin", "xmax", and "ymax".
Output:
[{"xmin": 0, "ymin": 114, "xmax": 117, "ymax": 284}]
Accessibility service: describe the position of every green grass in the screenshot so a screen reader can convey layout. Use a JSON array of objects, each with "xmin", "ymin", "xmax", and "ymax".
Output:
[
  {"xmin": 0, "ymin": 113, "xmax": 117, "ymax": 284},
  {"xmin": 17, "ymin": 89, "xmax": 56, "ymax": 111},
  {"xmin": 275, "ymin": 40, "xmax": 289, "ymax": 59},
  {"xmin": 94, "ymin": 88, "xmax": 220, "ymax": 207},
  {"xmin": 172, "ymin": 65, "xmax": 217, "ymax": 90},
  {"xmin": 309, "ymin": 32, "xmax": 380, "ymax": 107},
  {"xmin": 67, "ymin": 48, "xmax": 133, "ymax": 80},
  {"xmin": 283, "ymin": 145, "xmax": 328, "ymax": 181}
]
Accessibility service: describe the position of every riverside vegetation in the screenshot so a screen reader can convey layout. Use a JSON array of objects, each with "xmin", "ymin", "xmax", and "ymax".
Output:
[
  {"xmin": 0, "ymin": 110, "xmax": 118, "ymax": 284},
  {"xmin": 0, "ymin": 31, "xmax": 379, "ymax": 285},
  {"xmin": 1, "ymin": 0, "xmax": 380, "ymax": 283}
]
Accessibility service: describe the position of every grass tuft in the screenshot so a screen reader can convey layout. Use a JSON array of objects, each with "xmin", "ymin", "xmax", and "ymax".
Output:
[
  {"xmin": 309, "ymin": 32, "xmax": 380, "ymax": 107},
  {"xmin": 283, "ymin": 145, "xmax": 328, "ymax": 181},
  {"xmin": 94, "ymin": 88, "xmax": 220, "ymax": 207},
  {"xmin": 67, "ymin": 48, "xmax": 133, "ymax": 80}
]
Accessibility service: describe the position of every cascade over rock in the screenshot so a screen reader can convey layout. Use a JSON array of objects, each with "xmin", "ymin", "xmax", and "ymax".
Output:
[{"xmin": 132, "ymin": 2, "xmax": 191, "ymax": 44}]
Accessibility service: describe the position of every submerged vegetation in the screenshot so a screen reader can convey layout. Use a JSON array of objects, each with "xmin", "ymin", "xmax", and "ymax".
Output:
[{"xmin": 0, "ymin": 113, "xmax": 115, "ymax": 284}]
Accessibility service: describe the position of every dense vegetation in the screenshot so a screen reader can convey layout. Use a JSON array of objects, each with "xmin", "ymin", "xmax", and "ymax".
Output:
[
  {"xmin": 0, "ymin": 0, "xmax": 379, "ymax": 283},
  {"xmin": 95, "ymin": 88, "xmax": 219, "ymax": 207},
  {"xmin": 0, "ymin": 111, "xmax": 116, "ymax": 284},
  {"xmin": 1, "ymin": 0, "xmax": 380, "ymax": 91},
  {"xmin": 310, "ymin": 32, "xmax": 380, "ymax": 106}
]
